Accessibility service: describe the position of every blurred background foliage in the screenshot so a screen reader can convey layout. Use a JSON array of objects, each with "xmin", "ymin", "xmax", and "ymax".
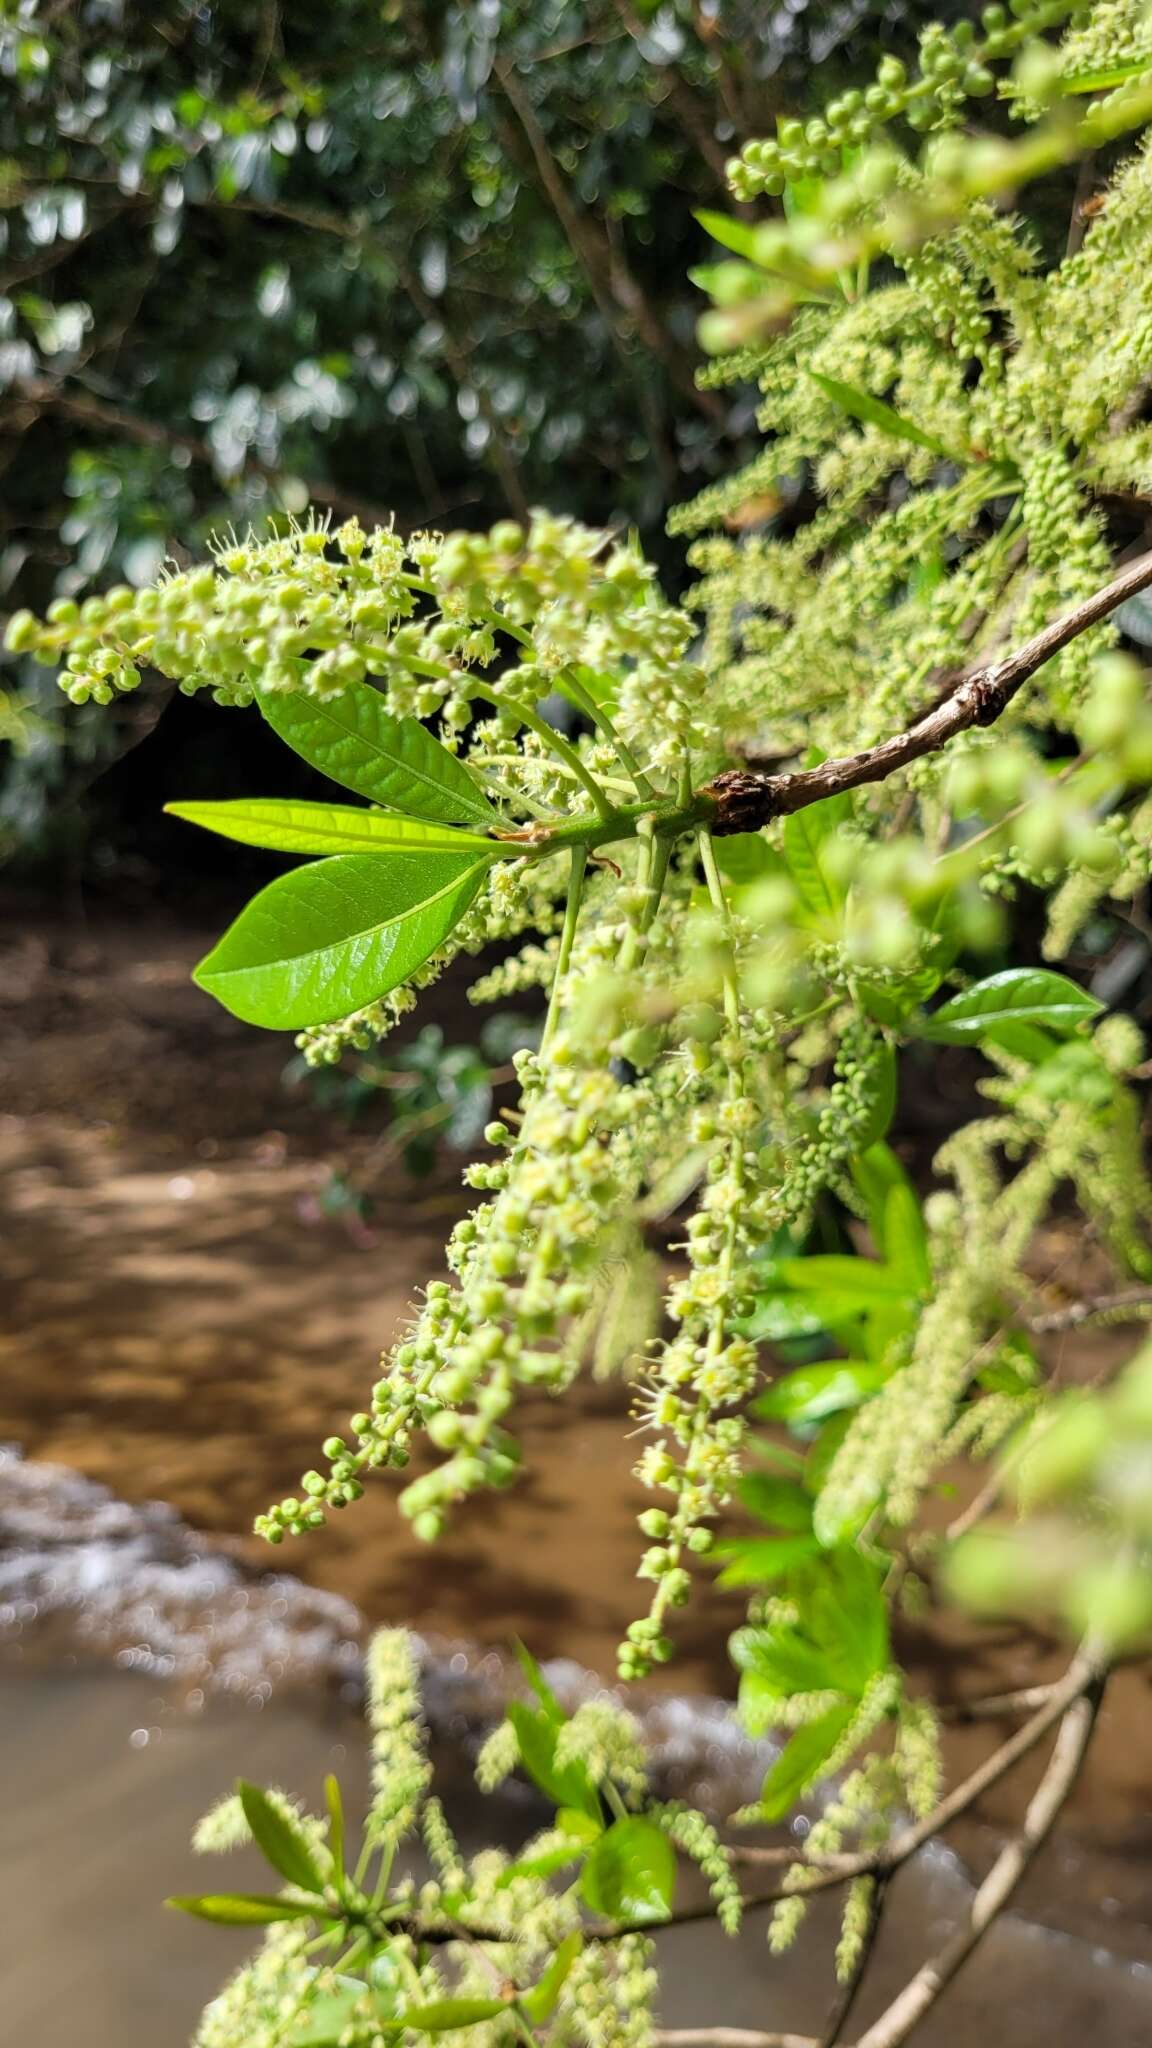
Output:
[{"xmin": 0, "ymin": 0, "xmax": 966, "ymax": 881}]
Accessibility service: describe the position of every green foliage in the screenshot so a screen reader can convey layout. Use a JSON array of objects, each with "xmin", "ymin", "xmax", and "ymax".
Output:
[
  {"xmin": 12, "ymin": 4, "xmax": 1152, "ymax": 2039},
  {"xmin": 174, "ymin": 1627, "xmax": 715, "ymax": 2047}
]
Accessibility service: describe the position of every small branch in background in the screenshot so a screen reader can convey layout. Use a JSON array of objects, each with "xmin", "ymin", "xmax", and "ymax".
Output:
[
  {"xmin": 851, "ymin": 1662, "xmax": 1106, "ymax": 2048},
  {"xmin": 1027, "ymin": 1286, "xmax": 1152, "ymax": 1333},
  {"xmin": 606, "ymin": 0, "xmax": 734, "ymax": 185},
  {"xmin": 493, "ymin": 57, "xmax": 724, "ymax": 422},
  {"xmin": 704, "ymin": 550, "xmax": 1152, "ymax": 833},
  {"xmin": 939, "ymin": 1680, "xmax": 1060, "ymax": 1723},
  {"xmin": 397, "ymin": 264, "xmax": 531, "ymax": 521},
  {"xmin": 12, "ymin": 375, "xmax": 398, "ymax": 529},
  {"xmin": 732, "ymin": 1642, "xmax": 1104, "ymax": 1894},
  {"xmin": 656, "ymin": 2033, "xmax": 818, "ymax": 2048}
]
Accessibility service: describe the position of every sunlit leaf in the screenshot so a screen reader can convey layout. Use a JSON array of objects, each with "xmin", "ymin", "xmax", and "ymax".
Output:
[
  {"xmin": 521, "ymin": 1931, "xmax": 584, "ymax": 2024},
  {"xmin": 383, "ymin": 1998, "xmax": 509, "ymax": 2033},
  {"xmin": 782, "ymin": 790, "xmax": 852, "ymax": 919},
  {"xmin": 193, "ymin": 851, "xmax": 489, "ymax": 1029},
  {"xmin": 580, "ymin": 1817, "xmax": 676, "ymax": 1925},
  {"xmin": 166, "ymin": 1893, "xmax": 317, "ymax": 1924},
  {"xmin": 757, "ymin": 1703, "xmax": 857, "ymax": 1819},
  {"xmin": 506, "ymin": 1702, "xmax": 602, "ymax": 1821},
  {"xmin": 715, "ymin": 1533, "xmax": 822, "ymax": 1587},
  {"xmin": 918, "ymin": 969, "xmax": 1103, "ymax": 1046},
  {"xmin": 258, "ymin": 681, "xmax": 496, "ymax": 825},
  {"xmin": 753, "ymin": 1361, "xmax": 889, "ymax": 1427},
  {"xmin": 166, "ymin": 798, "xmax": 498, "ymax": 857},
  {"xmin": 237, "ymin": 1781, "xmax": 327, "ymax": 1894},
  {"xmin": 809, "ymin": 370, "xmax": 951, "ymax": 457}
]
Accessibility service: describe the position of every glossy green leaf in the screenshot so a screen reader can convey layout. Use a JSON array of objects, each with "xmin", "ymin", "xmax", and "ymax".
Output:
[
  {"xmin": 258, "ymin": 681, "xmax": 496, "ymax": 825},
  {"xmin": 237, "ymin": 1781, "xmax": 327, "ymax": 1895},
  {"xmin": 757, "ymin": 1703, "xmax": 857, "ymax": 1819},
  {"xmin": 166, "ymin": 798, "xmax": 498, "ymax": 858},
  {"xmin": 713, "ymin": 831, "xmax": 788, "ymax": 883},
  {"xmin": 193, "ymin": 851, "xmax": 488, "ymax": 1029},
  {"xmin": 166, "ymin": 1893, "xmax": 317, "ymax": 1925},
  {"xmin": 809, "ymin": 370, "xmax": 951, "ymax": 457},
  {"xmin": 513, "ymin": 1638, "xmax": 566, "ymax": 1721},
  {"xmin": 738, "ymin": 1292, "xmax": 840, "ymax": 1341},
  {"xmin": 918, "ymin": 969, "xmax": 1104, "ymax": 1046},
  {"xmin": 754, "ymin": 1360, "xmax": 889, "ymax": 1427},
  {"xmin": 521, "ymin": 1931, "xmax": 584, "ymax": 2024},
  {"xmin": 580, "ymin": 1817, "xmax": 676, "ymax": 1925}
]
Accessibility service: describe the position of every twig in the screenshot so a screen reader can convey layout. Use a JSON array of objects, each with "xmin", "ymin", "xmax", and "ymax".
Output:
[
  {"xmin": 939, "ymin": 1680, "xmax": 1059, "ymax": 1722},
  {"xmin": 703, "ymin": 550, "xmax": 1152, "ymax": 834},
  {"xmin": 851, "ymin": 1661, "xmax": 1106, "ymax": 2048},
  {"xmin": 731, "ymin": 1643, "xmax": 1102, "ymax": 1889},
  {"xmin": 1026, "ymin": 1286, "xmax": 1152, "ymax": 1333},
  {"xmin": 13, "ymin": 376, "xmax": 397, "ymax": 529},
  {"xmin": 656, "ymin": 2034, "xmax": 817, "ymax": 2048}
]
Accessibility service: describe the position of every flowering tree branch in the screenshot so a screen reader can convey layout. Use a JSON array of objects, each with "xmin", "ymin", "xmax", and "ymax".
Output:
[
  {"xmin": 655, "ymin": 1642, "xmax": 1107, "ymax": 2048},
  {"xmin": 703, "ymin": 549, "xmax": 1152, "ymax": 835}
]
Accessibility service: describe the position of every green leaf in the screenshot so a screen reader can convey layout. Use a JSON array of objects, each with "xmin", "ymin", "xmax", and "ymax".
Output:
[
  {"xmin": 1062, "ymin": 56, "xmax": 1152, "ymax": 93},
  {"xmin": 694, "ymin": 208, "xmax": 761, "ymax": 260},
  {"xmin": 506, "ymin": 1702, "xmax": 602, "ymax": 1820},
  {"xmin": 324, "ymin": 1775, "xmax": 345, "ymax": 1880},
  {"xmin": 737, "ymin": 1292, "xmax": 840, "ymax": 1341},
  {"xmin": 165, "ymin": 799, "xmax": 498, "ymax": 858},
  {"xmin": 757, "ymin": 1703, "xmax": 857, "ymax": 1819},
  {"xmin": 715, "ymin": 1534, "xmax": 822, "ymax": 1587},
  {"xmin": 918, "ymin": 969, "xmax": 1103, "ymax": 1047},
  {"xmin": 513, "ymin": 1638, "xmax": 565, "ymax": 1721},
  {"xmin": 851, "ymin": 1142, "xmax": 914, "ymax": 1256},
  {"xmin": 753, "ymin": 1360, "xmax": 889, "ymax": 1427},
  {"xmin": 258, "ymin": 681, "xmax": 496, "ymax": 825},
  {"xmin": 193, "ymin": 851, "xmax": 488, "ymax": 1029},
  {"xmin": 385, "ymin": 1999, "xmax": 508, "ymax": 2033},
  {"xmin": 713, "ymin": 831, "xmax": 788, "ymax": 883},
  {"xmin": 882, "ymin": 1182, "xmax": 930, "ymax": 1293},
  {"xmin": 809, "ymin": 370, "xmax": 951, "ymax": 458},
  {"xmin": 498, "ymin": 1808, "xmax": 601, "ymax": 1883},
  {"xmin": 736, "ymin": 1472, "xmax": 814, "ymax": 1530},
  {"xmin": 166, "ymin": 1893, "xmax": 317, "ymax": 1925},
  {"xmin": 521, "ymin": 1931, "xmax": 584, "ymax": 2024},
  {"xmin": 775, "ymin": 1254, "xmax": 910, "ymax": 1303},
  {"xmin": 782, "ymin": 791, "xmax": 851, "ymax": 918},
  {"xmin": 580, "ymin": 1817, "xmax": 676, "ymax": 1925},
  {"xmin": 853, "ymin": 1039, "xmax": 897, "ymax": 1151},
  {"xmin": 237, "ymin": 1781, "xmax": 327, "ymax": 1895}
]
